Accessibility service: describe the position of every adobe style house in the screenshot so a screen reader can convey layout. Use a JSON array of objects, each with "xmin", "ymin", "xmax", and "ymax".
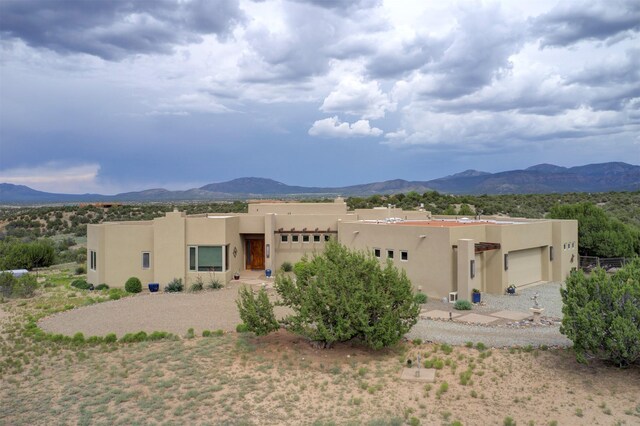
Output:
[{"xmin": 87, "ymin": 199, "xmax": 578, "ymax": 300}]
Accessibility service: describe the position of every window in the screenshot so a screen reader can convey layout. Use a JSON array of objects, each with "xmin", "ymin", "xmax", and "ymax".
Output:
[
  {"xmin": 401, "ymin": 250, "xmax": 408, "ymax": 261},
  {"xmin": 313, "ymin": 234, "xmax": 320, "ymax": 242},
  {"xmin": 188, "ymin": 246, "xmax": 225, "ymax": 272},
  {"xmin": 324, "ymin": 234, "xmax": 331, "ymax": 242},
  {"xmin": 504, "ymin": 253, "xmax": 509, "ymax": 270},
  {"xmin": 549, "ymin": 246, "xmax": 554, "ymax": 262},
  {"xmin": 387, "ymin": 249, "xmax": 394, "ymax": 259},
  {"xmin": 470, "ymin": 260, "xmax": 476, "ymax": 279},
  {"xmin": 292, "ymin": 234, "xmax": 299, "ymax": 243},
  {"xmin": 281, "ymin": 234, "xmax": 288, "ymax": 243},
  {"xmin": 374, "ymin": 248, "xmax": 381, "ymax": 258},
  {"xmin": 302, "ymin": 235, "xmax": 310, "ymax": 243},
  {"xmin": 142, "ymin": 252, "xmax": 150, "ymax": 269},
  {"xmin": 90, "ymin": 250, "xmax": 97, "ymax": 270}
]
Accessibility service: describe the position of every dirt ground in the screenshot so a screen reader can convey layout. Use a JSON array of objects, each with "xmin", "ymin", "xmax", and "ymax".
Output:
[{"xmin": 2, "ymin": 279, "xmax": 639, "ymax": 425}]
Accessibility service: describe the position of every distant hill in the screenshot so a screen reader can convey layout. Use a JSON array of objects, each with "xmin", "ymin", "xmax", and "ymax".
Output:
[{"xmin": 1, "ymin": 162, "xmax": 638, "ymax": 204}]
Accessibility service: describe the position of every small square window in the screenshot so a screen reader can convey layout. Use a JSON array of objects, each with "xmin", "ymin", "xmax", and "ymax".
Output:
[
  {"xmin": 313, "ymin": 234, "xmax": 320, "ymax": 242},
  {"xmin": 401, "ymin": 251, "xmax": 408, "ymax": 261},
  {"xmin": 324, "ymin": 234, "xmax": 331, "ymax": 242},
  {"xmin": 292, "ymin": 235, "xmax": 299, "ymax": 242},
  {"xmin": 374, "ymin": 248, "xmax": 381, "ymax": 258},
  {"xmin": 142, "ymin": 252, "xmax": 150, "ymax": 269},
  {"xmin": 387, "ymin": 249, "xmax": 394, "ymax": 259},
  {"xmin": 302, "ymin": 235, "xmax": 310, "ymax": 243},
  {"xmin": 281, "ymin": 234, "xmax": 289, "ymax": 243}
]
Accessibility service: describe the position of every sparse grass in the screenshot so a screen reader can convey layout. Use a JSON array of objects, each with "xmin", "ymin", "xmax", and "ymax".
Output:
[{"xmin": 0, "ymin": 268, "xmax": 637, "ymax": 425}]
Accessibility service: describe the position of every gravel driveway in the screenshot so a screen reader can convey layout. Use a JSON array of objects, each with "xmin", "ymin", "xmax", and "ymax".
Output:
[
  {"xmin": 38, "ymin": 284, "xmax": 285, "ymax": 337},
  {"xmin": 408, "ymin": 282, "xmax": 572, "ymax": 348},
  {"xmin": 39, "ymin": 282, "xmax": 572, "ymax": 347}
]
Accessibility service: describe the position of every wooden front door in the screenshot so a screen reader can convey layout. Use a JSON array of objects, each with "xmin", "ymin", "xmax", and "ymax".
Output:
[{"xmin": 246, "ymin": 239, "xmax": 265, "ymax": 270}]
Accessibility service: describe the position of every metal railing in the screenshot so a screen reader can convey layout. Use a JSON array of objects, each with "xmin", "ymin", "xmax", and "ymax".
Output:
[{"xmin": 579, "ymin": 256, "xmax": 630, "ymax": 272}]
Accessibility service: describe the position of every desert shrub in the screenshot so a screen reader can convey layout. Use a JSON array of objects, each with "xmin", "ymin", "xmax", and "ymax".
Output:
[
  {"xmin": 165, "ymin": 278, "xmax": 183, "ymax": 293},
  {"xmin": 86, "ymin": 336, "xmax": 104, "ymax": 345},
  {"xmin": 202, "ymin": 330, "xmax": 212, "ymax": 337},
  {"xmin": 148, "ymin": 331, "xmax": 171, "ymax": 341},
  {"xmin": 95, "ymin": 283, "xmax": 109, "ymax": 290},
  {"xmin": 190, "ymin": 276, "xmax": 204, "ymax": 292},
  {"xmin": 72, "ymin": 332, "xmax": 85, "ymax": 344},
  {"xmin": 236, "ymin": 288, "xmax": 280, "ymax": 336},
  {"xmin": 108, "ymin": 288, "xmax": 125, "ymax": 300},
  {"xmin": 236, "ymin": 323, "xmax": 249, "ymax": 333},
  {"xmin": 207, "ymin": 277, "xmax": 223, "ymax": 290},
  {"xmin": 71, "ymin": 279, "xmax": 91, "ymax": 290},
  {"xmin": 281, "ymin": 261, "xmax": 293, "ymax": 272},
  {"xmin": 75, "ymin": 265, "xmax": 86, "ymax": 275},
  {"xmin": 0, "ymin": 272, "xmax": 15, "ymax": 298},
  {"xmin": 454, "ymin": 300, "xmax": 472, "ymax": 310},
  {"xmin": 213, "ymin": 329, "xmax": 224, "ymax": 336},
  {"xmin": 440, "ymin": 343, "xmax": 453, "ymax": 354},
  {"xmin": 560, "ymin": 259, "xmax": 640, "ymax": 367},
  {"xmin": 237, "ymin": 241, "xmax": 419, "ymax": 349},
  {"xmin": 12, "ymin": 274, "xmax": 38, "ymax": 298},
  {"xmin": 104, "ymin": 333, "xmax": 117, "ymax": 343},
  {"xmin": 120, "ymin": 331, "xmax": 148, "ymax": 343},
  {"xmin": 186, "ymin": 328, "xmax": 195, "ymax": 339},
  {"xmin": 414, "ymin": 292, "xmax": 428, "ymax": 304},
  {"xmin": 476, "ymin": 342, "xmax": 487, "ymax": 351},
  {"xmin": 124, "ymin": 277, "xmax": 142, "ymax": 293}
]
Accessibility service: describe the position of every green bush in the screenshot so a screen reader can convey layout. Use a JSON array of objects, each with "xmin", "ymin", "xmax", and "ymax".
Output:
[
  {"xmin": 120, "ymin": 331, "xmax": 148, "ymax": 343},
  {"xmin": 17, "ymin": 274, "xmax": 38, "ymax": 298},
  {"xmin": 190, "ymin": 282, "xmax": 204, "ymax": 292},
  {"xmin": 108, "ymin": 288, "xmax": 125, "ymax": 300},
  {"xmin": 0, "ymin": 272, "xmax": 15, "ymax": 298},
  {"xmin": 165, "ymin": 278, "xmax": 183, "ymax": 292},
  {"xmin": 202, "ymin": 330, "xmax": 212, "ymax": 337},
  {"xmin": 281, "ymin": 261, "xmax": 293, "ymax": 272},
  {"xmin": 454, "ymin": 300, "xmax": 472, "ymax": 310},
  {"xmin": 148, "ymin": 331, "xmax": 171, "ymax": 341},
  {"xmin": 236, "ymin": 288, "xmax": 280, "ymax": 336},
  {"xmin": 104, "ymin": 333, "xmax": 117, "ymax": 343},
  {"xmin": 236, "ymin": 323, "xmax": 249, "ymax": 333},
  {"xmin": 95, "ymin": 283, "xmax": 109, "ymax": 290},
  {"xmin": 414, "ymin": 292, "xmax": 428, "ymax": 304},
  {"xmin": 75, "ymin": 265, "xmax": 86, "ymax": 275},
  {"xmin": 560, "ymin": 259, "xmax": 640, "ymax": 367},
  {"xmin": 207, "ymin": 277, "xmax": 223, "ymax": 290},
  {"xmin": 71, "ymin": 279, "xmax": 91, "ymax": 290},
  {"xmin": 72, "ymin": 332, "xmax": 85, "ymax": 344},
  {"xmin": 237, "ymin": 241, "xmax": 420, "ymax": 349},
  {"xmin": 124, "ymin": 277, "xmax": 142, "ymax": 293}
]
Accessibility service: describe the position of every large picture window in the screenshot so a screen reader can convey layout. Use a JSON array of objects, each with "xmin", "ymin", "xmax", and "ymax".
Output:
[{"xmin": 188, "ymin": 246, "xmax": 226, "ymax": 272}]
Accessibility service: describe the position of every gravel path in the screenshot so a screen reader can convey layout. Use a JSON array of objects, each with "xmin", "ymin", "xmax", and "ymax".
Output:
[
  {"xmin": 38, "ymin": 284, "xmax": 288, "ymax": 337},
  {"xmin": 408, "ymin": 282, "xmax": 571, "ymax": 348},
  {"xmin": 39, "ymin": 281, "xmax": 572, "ymax": 347}
]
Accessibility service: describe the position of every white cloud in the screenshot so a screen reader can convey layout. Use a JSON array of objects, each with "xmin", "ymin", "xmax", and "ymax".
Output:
[
  {"xmin": 0, "ymin": 163, "xmax": 104, "ymax": 193},
  {"xmin": 320, "ymin": 76, "xmax": 395, "ymax": 119},
  {"xmin": 308, "ymin": 116, "xmax": 383, "ymax": 138}
]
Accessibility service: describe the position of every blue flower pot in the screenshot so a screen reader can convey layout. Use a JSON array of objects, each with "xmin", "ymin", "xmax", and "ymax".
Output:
[
  {"xmin": 472, "ymin": 292, "xmax": 481, "ymax": 303},
  {"xmin": 265, "ymin": 269, "xmax": 272, "ymax": 278},
  {"xmin": 148, "ymin": 283, "xmax": 159, "ymax": 292}
]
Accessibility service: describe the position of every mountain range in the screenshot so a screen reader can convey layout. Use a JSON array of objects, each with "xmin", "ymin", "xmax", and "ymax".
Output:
[{"xmin": 1, "ymin": 162, "xmax": 639, "ymax": 204}]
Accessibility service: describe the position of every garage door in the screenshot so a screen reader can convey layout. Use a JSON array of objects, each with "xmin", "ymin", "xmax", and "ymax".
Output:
[{"xmin": 509, "ymin": 248, "xmax": 542, "ymax": 286}]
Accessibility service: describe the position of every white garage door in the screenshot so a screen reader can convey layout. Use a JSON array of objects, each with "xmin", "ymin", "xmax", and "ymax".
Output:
[{"xmin": 509, "ymin": 248, "xmax": 542, "ymax": 286}]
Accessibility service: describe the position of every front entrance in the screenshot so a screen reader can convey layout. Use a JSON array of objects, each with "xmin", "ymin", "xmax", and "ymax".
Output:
[{"xmin": 246, "ymin": 238, "xmax": 265, "ymax": 270}]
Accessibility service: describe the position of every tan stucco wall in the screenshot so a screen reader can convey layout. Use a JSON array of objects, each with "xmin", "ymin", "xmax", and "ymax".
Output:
[
  {"xmin": 338, "ymin": 221, "xmax": 454, "ymax": 298},
  {"xmin": 86, "ymin": 205, "xmax": 577, "ymax": 297},
  {"xmin": 249, "ymin": 202, "xmax": 347, "ymax": 215}
]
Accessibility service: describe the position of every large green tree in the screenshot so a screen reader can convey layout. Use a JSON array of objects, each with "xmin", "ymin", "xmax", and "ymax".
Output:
[
  {"xmin": 560, "ymin": 259, "xmax": 640, "ymax": 367},
  {"xmin": 548, "ymin": 202, "xmax": 640, "ymax": 257},
  {"xmin": 237, "ymin": 241, "xmax": 420, "ymax": 349}
]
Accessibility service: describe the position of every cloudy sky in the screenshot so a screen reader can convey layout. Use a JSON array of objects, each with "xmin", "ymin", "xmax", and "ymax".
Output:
[{"xmin": 0, "ymin": 0, "xmax": 638, "ymax": 194}]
